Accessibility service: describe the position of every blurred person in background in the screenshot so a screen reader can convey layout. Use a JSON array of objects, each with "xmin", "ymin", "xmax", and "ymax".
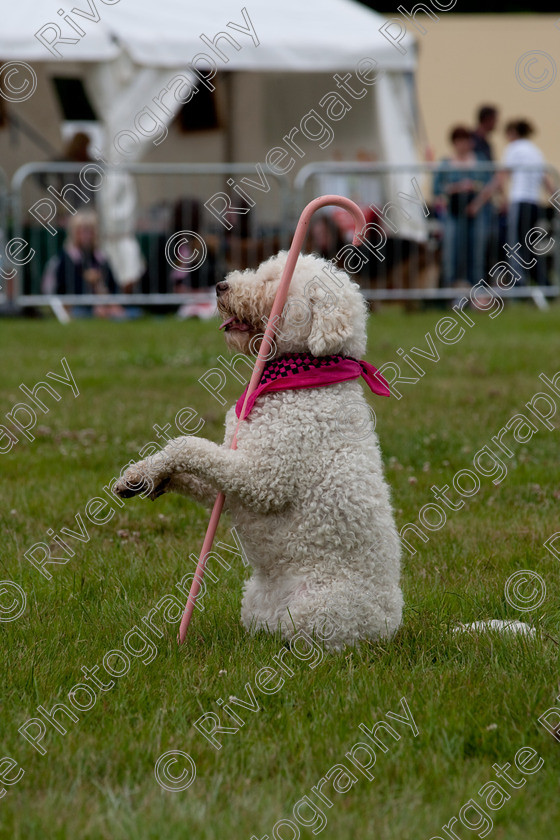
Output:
[
  {"xmin": 472, "ymin": 105, "xmax": 499, "ymax": 161},
  {"xmin": 468, "ymin": 119, "xmax": 555, "ymax": 285},
  {"xmin": 433, "ymin": 125, "xmax": 489, "ymax": 287},
  {"xmin": 63, "ymin": 131, "xmax": 94, "ymax": 164},
  {"xmin": 42, "ymin": 210, "xmax": 126, "ymax": 319},
  {"xmin": 472, "ymin": 105, "xmax": 501, "ymax": 269},
  {"xmin": 305, "ymin": 212, "xmax": 346, "ymax": 258},
  {"xmin": 38, "ymin": 132, "xmax": 94, "ymax": 212}
]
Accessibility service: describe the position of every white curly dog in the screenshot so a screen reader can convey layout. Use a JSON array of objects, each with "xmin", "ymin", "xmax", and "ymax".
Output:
[{"xmin": 114, "ymin": 252, "xmax": 403, "ymax": 649}]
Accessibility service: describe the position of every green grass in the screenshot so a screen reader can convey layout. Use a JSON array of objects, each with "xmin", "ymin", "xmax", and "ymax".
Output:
[{"xmin": 1, "ymin": 305, "xmax": 559, "ymax": 840}]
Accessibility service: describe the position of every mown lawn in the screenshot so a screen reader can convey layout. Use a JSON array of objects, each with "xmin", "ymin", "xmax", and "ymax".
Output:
[{"xmin": 1, "ymin": 304, "xmax": 559, "ymax": 840}]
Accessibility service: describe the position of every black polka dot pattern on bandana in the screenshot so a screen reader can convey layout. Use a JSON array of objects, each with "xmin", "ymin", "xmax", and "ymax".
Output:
[{"xmin": 259, "ymin": 353, "xmax": 352, "ymax": 387}]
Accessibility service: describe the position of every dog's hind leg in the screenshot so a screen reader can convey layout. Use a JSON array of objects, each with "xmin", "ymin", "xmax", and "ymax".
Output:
[{"xmin": 277, "ymin": 580, "xmax": 403, "ymax": 650}]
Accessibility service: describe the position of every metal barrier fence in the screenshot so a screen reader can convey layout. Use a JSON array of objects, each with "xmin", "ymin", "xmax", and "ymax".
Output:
[
  {"xmin": 6, "ymin": 160, "xmax": 560, "ymax": 315},
  {"xmin": 10, "ymin": 162, "xmax": 292, "ymax": 313},
  {"xmin": 295, "ymin": 161, "xmax": 560, "ymax": 304}
]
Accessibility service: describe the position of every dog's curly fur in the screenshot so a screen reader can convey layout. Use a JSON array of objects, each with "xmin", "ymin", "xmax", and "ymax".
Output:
[{"xmin": 114, "ymin": 252, "xmax": 403, "ymax": 649}]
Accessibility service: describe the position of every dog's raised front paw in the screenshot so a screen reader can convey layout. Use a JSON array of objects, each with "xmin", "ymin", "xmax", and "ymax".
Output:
[{"xmin": 113, "ymin": 460, "xmax": 168, "ymax": 500}]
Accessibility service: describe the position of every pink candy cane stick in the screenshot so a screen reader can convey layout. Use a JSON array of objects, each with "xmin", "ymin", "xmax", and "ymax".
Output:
[{"xmin": 177, "ymin": 195, "xmax": 367, "ymax": 645}]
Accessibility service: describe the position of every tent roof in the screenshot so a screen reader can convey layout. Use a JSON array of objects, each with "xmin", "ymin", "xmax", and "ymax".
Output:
[{"xmin": 1, "ymin": 0, "xmax": 416, "ymax": 70}]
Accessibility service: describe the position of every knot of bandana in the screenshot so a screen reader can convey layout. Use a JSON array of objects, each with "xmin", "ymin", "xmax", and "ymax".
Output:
[{"xmin": 235, "ymin": 352, "xmax": 390, "ymax": 419}]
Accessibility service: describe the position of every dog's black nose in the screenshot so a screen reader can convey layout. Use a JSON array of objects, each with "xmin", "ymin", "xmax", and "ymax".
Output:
[{"xmin": 216, "ymin": 281, "xmax": 229, "ymax": 296}]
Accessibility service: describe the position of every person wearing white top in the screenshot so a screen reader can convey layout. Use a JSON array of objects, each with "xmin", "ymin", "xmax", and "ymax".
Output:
[
  {"xmin": 468, "ymin": 120, "xmax": 555, "ymax": 285},
  {"xmin": 503, "ymin": 134, "xmax": 545, "ymax": 204}
]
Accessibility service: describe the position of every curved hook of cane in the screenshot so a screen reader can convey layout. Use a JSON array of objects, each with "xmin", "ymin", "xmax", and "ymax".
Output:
[{"xmin": 177, "ymin": 195, "xmax": 367, "ymax": 646}]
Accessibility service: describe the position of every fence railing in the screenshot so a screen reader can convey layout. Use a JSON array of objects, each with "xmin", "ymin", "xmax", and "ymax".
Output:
[{"xmin": 5, "ymin": 160, "xmax": 560, "ymax": 315}]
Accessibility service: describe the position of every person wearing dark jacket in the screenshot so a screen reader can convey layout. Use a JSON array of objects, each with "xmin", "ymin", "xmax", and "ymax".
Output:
[{"xmin": 42, "ymin": 210, "xmax": 125, "ymax": 318}]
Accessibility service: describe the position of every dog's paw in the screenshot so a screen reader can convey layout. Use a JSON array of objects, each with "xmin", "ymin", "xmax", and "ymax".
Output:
[{"xmin": 113, "ymin": 460, "xmax": 168, "ymax": 501}]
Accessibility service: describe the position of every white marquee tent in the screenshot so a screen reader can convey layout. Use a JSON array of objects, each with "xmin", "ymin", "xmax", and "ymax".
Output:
[{"xmin": 0, "ymin": 0, "xmax": 422, "ymax": 282}]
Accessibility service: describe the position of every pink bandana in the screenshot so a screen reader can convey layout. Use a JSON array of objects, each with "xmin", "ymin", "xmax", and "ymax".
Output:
[{"xmin": 235, "ymin": 353, "xmax": 390, "ymax": 419}]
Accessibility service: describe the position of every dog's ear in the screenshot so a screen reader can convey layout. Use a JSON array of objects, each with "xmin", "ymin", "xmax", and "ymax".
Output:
[{"xmin": 306, "ymin": 277, "xmax": 361, "ymax": 356}]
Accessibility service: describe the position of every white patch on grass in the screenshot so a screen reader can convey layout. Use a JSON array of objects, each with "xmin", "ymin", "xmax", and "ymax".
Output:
[{"xmin": 453, "ymin": 619, "xmax": 536, "ymax": 637}]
